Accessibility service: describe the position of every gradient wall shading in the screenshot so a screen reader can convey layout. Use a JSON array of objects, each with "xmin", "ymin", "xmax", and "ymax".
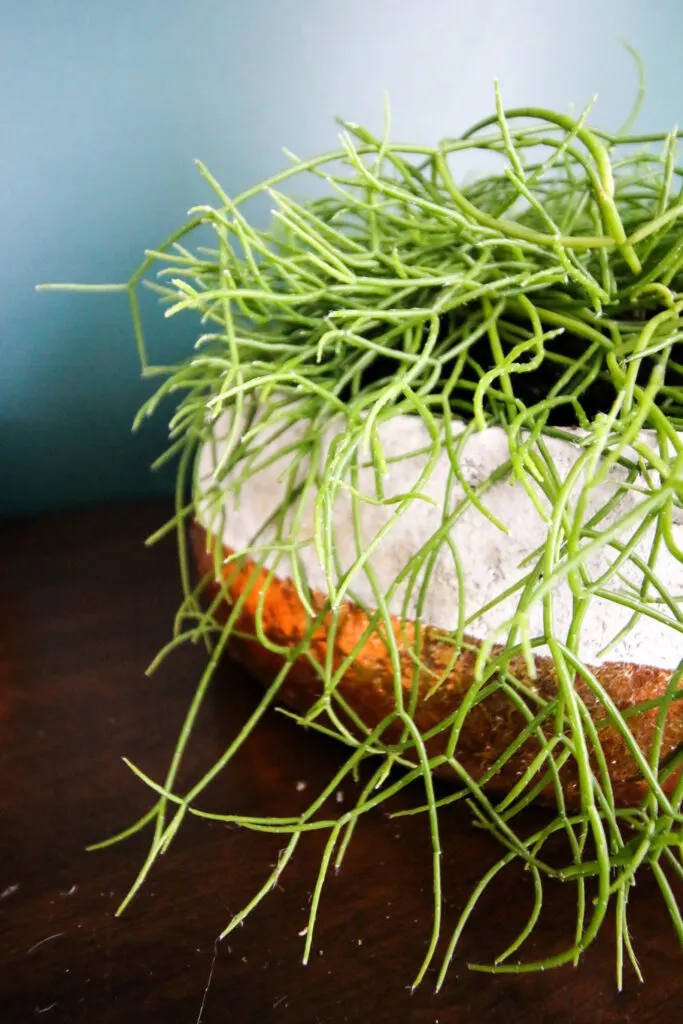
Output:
[{"xmin": 2, "ymin": 0, "xmax": 682, "ymax": 516}]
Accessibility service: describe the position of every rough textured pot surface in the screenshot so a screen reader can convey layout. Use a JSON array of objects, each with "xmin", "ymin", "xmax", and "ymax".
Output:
[{"xmin": 191, "ymin": 522, "xmax": 683, "ymax": 808}]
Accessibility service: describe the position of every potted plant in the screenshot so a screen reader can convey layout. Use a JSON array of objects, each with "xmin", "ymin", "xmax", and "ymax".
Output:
[{"xmin": 41, "ymin": 75, "xmax": 683, "ymax": 989}]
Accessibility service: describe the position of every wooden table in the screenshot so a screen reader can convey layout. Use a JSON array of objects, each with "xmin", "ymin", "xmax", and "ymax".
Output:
[{"xmin": 1, "ymin": 499, "xmax": 681, "ymax": 1023}]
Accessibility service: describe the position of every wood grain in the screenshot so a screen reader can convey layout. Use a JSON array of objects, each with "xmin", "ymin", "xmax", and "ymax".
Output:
[{"xmin": 1, "ymin": 499, "xmax": 682, "ymax": 1023}]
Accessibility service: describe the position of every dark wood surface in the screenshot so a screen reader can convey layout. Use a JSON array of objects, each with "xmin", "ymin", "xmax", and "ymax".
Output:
[{"xmin": 1, "ymin": 499, "xmax": 682, "ymax": 1023}]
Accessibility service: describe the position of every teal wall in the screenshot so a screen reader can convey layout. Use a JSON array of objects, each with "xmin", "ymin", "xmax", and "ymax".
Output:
[{"xmin": 3, "ymin": 0, "xmax": 683, "ymax": 517}]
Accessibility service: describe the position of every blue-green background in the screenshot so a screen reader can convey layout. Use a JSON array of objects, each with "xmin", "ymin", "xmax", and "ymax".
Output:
[{"xmin": 3, "ymin": 0, "xmax": 683, "ymax": 517}]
